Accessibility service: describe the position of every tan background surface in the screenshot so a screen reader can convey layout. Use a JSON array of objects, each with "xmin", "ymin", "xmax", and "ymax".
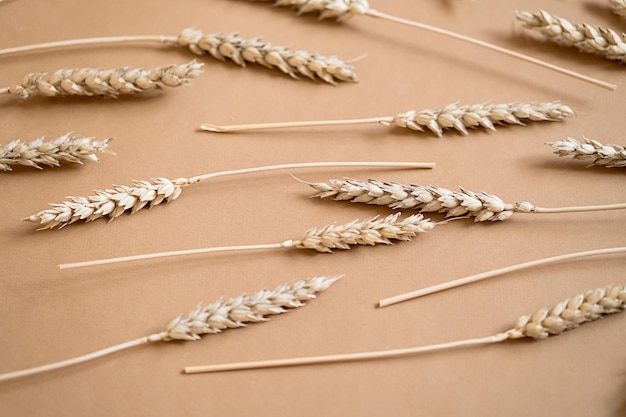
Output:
[{"xmin": 0, "ymin": 1, "xmax": 625, "ymax": 416}]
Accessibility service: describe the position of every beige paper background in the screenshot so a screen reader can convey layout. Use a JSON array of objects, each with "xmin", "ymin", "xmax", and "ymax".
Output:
[{"xmin": 0, "ymin": 1, "xmax": 625, "ymax": 416}]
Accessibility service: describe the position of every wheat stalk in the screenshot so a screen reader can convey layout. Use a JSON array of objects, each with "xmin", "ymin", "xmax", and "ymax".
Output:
[
  {"xmin": 184, "ymin": 284, "xmax": 626, "ymax": 373},
  {"xmin": 610, "ymin": 0, "xmax": 626, "ymax": 18},
  {"xmin": 300, "ymin": 177, "xmax": 626, "ymax": 222},
  {"xmin": 547, "ymin": 137, "xmax": 626, "ymax": 168},
  {"xmin": 201, "ymin": 101, "xmax": 574, "ymax": 136},
  {"xmin": 379, "ymin": 247, "xmax": 626, "ymax": 307},
  {"xmin": 0, "ymin": 28, "xmax": 356, "ymax": 84},
  {"xmin": 24, "ymin": 161, "xmax": 434, "ymax": 230},
  {"xmin": 0, "ymin": 275, "xmax": 340, "ymax": 382},
  {"xmin": 516, "ymin": 10, "xmax": 626, "ymax": 62},
  {"xmin": 0, "ymin": 60, "xmax": 204, "ymax": 99},
  {"xmin": 0, "ymin": 133, "xmax": 113, "ymax": 171},
  {"xmin": 230, "ymin": 0, "xmax": 616, "ymax": 90},
  {"xmin": 58, "ymin": 213, "xmax": 435, "ymax": 269}
]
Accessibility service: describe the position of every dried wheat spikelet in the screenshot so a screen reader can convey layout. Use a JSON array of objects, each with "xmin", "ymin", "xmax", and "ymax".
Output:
[
  {"xmin": 24, "ymin": 161, "xmax": 435, "ymax": 230},
  {"xmin": 379, "ymin": 247, "xmax": 626, "ymax": 307},
  {"xmin": 516, "ymin": 10, "xmax": 626, "ymax": 62},
  {"xmin": 201, "ymin": 101, "xmax": 574, "ymax": 136},
  {"xmin": 0, "ymin": 28, "xmax": 356, "ymax": 84},
  {"xmin": 301, "ymin": 177, "xmax": 626, "ymax": 222},
  {"xmin": 610, "ymin": 0, "xmax": 626, "ymax": 18},
  {"xmin": 58, "ymin": 213, "xmax": 435, "ymax": 269},
  {"xmin": 0, "ymin": 133, "xmax": 113, "ymax": 171},
  {"xmin": 0, "ymin": 275, "xmax": 340, "ymax": 382},
  {"xmin": 547, "ymin": 137, "xmax": 626, "ymax": 168},
  {"xmin": 177, "ymin": 28, "xmax": 357, "ymax": 83},
  {"xmin": 185, "ymin": 284, "xmax": 626, "ymax": 373},
  {"xmin": 0, "ymin": 60, "xmax": 204, "ymax": 99},
  {"xmin": 231, "ymin": 0, "xmax": 615, "ymax": 90}
]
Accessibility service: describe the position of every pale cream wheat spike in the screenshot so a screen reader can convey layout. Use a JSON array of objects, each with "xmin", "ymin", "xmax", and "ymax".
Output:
[
  {"xmin": 234, "ymin": 0, "xmax": 615, "ymax": 90},
  {"xmin": 547, "ymin": 137, "xmax": 626, "ymax": 168},
  {"xmin": 0, "ymin": 60, "xmax": 204, "ymax": 99},
  {"xmin": 379, "ymin": 247, "xmax": 626, "ymax": 307},
  {"xmin": 201, "ymin": 101, "xmax": 574, "ymax": 136},
  {"xmin": 185, "ymin": 284, "xmax": 626, "ymax": 373},
  {"xmin": 516, "ymin": 10, "xmax": 626, "ymax": 63},
  {"xmin": 177, "ymin": 28, "xmax": 357, "ymax": 83},
  {"xmin": 0, "ymin": 133, "xmax": 113, "ymax": 171},
  {"xmin": 0, "ymin": 28, "xmax": 356, "ymax": 85},
  {"xmin": 301, "ymin": 177, "xmax": 626, "ymax": 222},
  {"xmin": 610, "ymin": 0, "xmax": 626, "ymax": 18},
  {"xmin": 24, "ymin": 161, "xmax": 435, "ymax": 230},
  {"xmin": 0, "ymin": 275, "xmax": 340, "ymax": 382},
  {"xmin": 58, "ymin": 213, "xmax": 434, "ymax": 270}
]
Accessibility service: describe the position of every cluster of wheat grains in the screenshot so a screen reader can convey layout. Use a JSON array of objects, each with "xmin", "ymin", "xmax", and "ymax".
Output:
[
  {"xmin": 248, "ymin": 0, "xmax": 371, "ymax": 20},
  {"xmin": 1, "ymin": 61, "xmax": 204, "ymax": 99},
  {"xmin": 0, "ymin": 133, "xmax": 112, "ymax": 171},
  {"xmin": 0, "ymin": 275, "xmax": 341, "ymax": 382},
  {"xmin": 300, "ymin": 177, "xmax": 626, "ymax": 222},
  {"xmin": 610, "ymin": 0, "xmax": 626, "ymax": 18},
  {"xmin": 516, "ymin": 10, "xmax": 626, "ymax": 62},
  {"xmin": 177, "ymin": 28, "xmax": 357, "ymax": 83},
  {"xmin": 184, "ymin": 284, "xmax": 626, "ymax": 372},
  {"xmin": 547, "ymin": 137, "xmax": 626, "ymax": 168}
]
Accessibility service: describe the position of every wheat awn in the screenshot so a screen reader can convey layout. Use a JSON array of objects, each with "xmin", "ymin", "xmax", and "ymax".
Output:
[
  {"xmin": 0, "ymin": 133, "xmax": 112, "ymax": 171},
  {"xmin": 0, "ymin": 275, "xmax": 340, "ymax": 382},
  {"xmin": 184, "ymin": 284, "xmax": 626, "ymax": 373}
]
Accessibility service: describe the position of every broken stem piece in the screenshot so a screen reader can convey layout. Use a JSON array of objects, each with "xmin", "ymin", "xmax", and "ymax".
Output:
[{"xmin": 378, "ymin": 247, "xmax": 626, "ymax": 307}]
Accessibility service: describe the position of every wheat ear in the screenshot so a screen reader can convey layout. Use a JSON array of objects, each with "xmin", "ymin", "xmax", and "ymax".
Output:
[
  {"xmin": 300, "ymin": 177, "xmax": 626, "ymax": 222},
  {"xmin": 201, "ymin": 101, "xmax": 574, "ymax": 136},
  {"xmin": 0, "ymin": 275, "xmax": 340, "ymax": 382},
  {"xmin": 610, "ymin": 0, "xmax": 626, "ymax": 18},
  {"xmin": 234, "ymin": 0, "xmax": 615, "ymax": 90},
  {"xmin": 379, "ymin": 247, "xmax": 626, "ymax": 307},
  {"xmin": 0, "ymin": 133, "xmax": 113, "ymax": 171},
  {"xmin": 547, "ymin": 137, "xmax": 626, "ymax": 168},
  {"xmin": 58, "ymin": 213, "xmax": 435, "ymax": 270},
  {"xmin": 24, "ymin": 161, "xmax": 434, "ymax": 231},
  {"xmin": 0, "ymin": 61, "xmax": 203, "ymax": 99},
  {"xmin": 516, "ymin": 10, "xmax": 626, "ymax": 63},
  {"xmin": 0, "ymin": 28, "xmax": 356, "ymax": 84},
  {"xmin": 184, "ymin": 284, "xmax": 626, "ymax": 373}
]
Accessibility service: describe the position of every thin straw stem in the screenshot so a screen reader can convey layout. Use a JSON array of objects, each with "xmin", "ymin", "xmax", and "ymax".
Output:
[
  {"xmin": 0, "ymin": 35, "xmax": 177, "ymax": 57},
  {"xmin": 58, "ymin": 243, "xmax": 286, "ymax": 270},
  {"xmin": 531, "ymin": 203, "xmax": 626, "ymax": 214},
  {"xmin": 184, "ymin": 333, "xmax": 508, "ymax": 373},
  {"xmin": 365, "ymin": 9, "xmax": 616, "ymax": 91},
  {"xmin": 188, "ymin": 161, "xmax": 435, "ymax": 183},
  {"xmin": 378, "ymin": 247, "xmax": 626, "ymax": 307},
  {"xmin": 0, "ymin": 335, "xmax": 161, "ymax": 382},
  {"xmin": 200, "ymin": 117, "xmax": 393, "ymax": 133}
]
